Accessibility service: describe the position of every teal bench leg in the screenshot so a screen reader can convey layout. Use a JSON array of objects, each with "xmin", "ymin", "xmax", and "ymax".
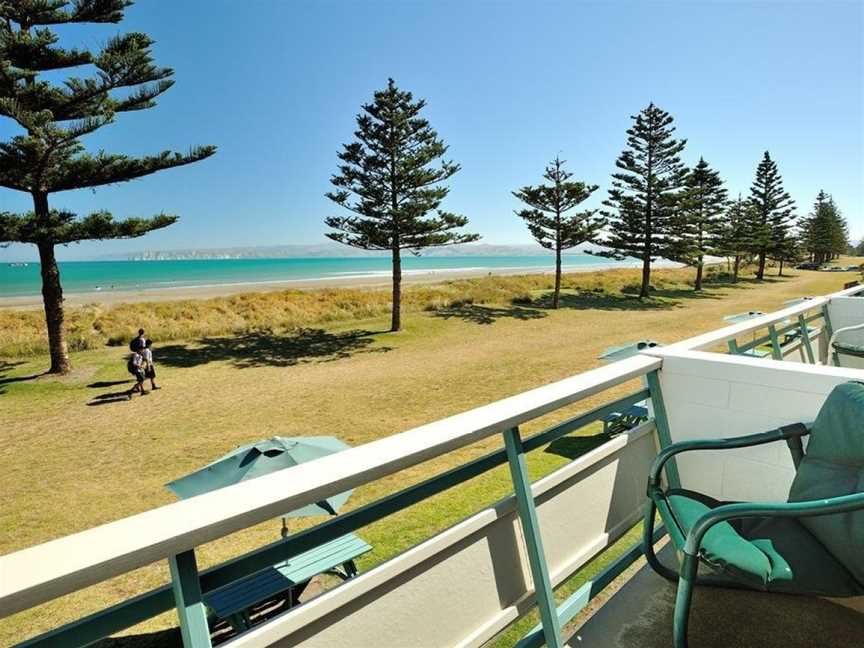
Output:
[{"xmin": 169, "ymin": 549, "xmax": 212, "ymax": 648}]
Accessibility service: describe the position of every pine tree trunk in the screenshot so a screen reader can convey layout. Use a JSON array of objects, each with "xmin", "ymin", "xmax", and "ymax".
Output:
[
  {"xmin": 32, "ymin": 189, "xmax": 71, "ymax": 375},
  {"xmin": 733, "ymin": 255, "xmax": 740, "ymax": 283},
  {"xmin": 694, "ymin": 258, "xmax": 704, "ymax": 291},
  {"xmin": 640, "ymin": 252, "xmax": 651, "ymax": 299},
  {"xmin": 756, "ymin": 250, "xmax": 767, "ymax": 280},
  {"xmin": 391, "ymin": 246, "xmax": 402, "ymax": 332},
  {"xmin": 778, "ymin": 259, "xmax": 784, "ymax": 276},
  {"xmin": 553, "ymin": 245, "xmax": 562, "ymax": 309}
]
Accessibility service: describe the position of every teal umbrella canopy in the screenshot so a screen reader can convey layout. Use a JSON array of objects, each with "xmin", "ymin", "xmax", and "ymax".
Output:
[{"xmin": 166, "ymin": 436, "xmax": 352, "ymax": 518}]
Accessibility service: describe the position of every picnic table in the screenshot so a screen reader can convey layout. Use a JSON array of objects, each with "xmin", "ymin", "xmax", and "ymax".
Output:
[
  {"xmin": 205, "ymin": 532, "xmax": 372, "ymax": 633},
  {"xmin": 602, "ymin": 404, "xmax": 649, "ymax": 435}
]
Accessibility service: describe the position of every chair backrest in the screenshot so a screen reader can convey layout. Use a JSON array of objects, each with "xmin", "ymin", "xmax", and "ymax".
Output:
[{"xmin": 788, "ymin": 381, "xmax": 864, "ymax": 584}]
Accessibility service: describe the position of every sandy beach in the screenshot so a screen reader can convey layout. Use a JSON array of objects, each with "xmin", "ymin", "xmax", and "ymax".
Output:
[{"xmin": 0, "ymin": 260, "xmax": 684, "ymax": 310}]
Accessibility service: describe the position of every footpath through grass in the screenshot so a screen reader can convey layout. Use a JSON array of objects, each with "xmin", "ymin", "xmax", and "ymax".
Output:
[{"xmin": 0, "ymin": 263, "xmax": 859, "ymax": 646}]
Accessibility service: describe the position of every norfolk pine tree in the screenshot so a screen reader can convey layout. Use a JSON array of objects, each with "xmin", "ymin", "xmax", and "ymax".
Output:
[
  {"xmin": 747, "ymin": 151, "xmax": 795, "ymax": 280},
  {"xmin": 800, "ymin": 191, "xmax": 848, "ymax": 264},
  {"xmin": 512, "ymin": 156, "xmax": 603, "ymax": 308},
  {"xmin": 326, "ymin": 79, "xmax": 478, "ymax": 332},
  {"xmin": 598, "ymin": 103, "xmax": 687, "ymax": 298},
  {"xmin": 717, "ymin": 194, "xmax": 752, "ymax": 283},
  {"xmin": 0, "ymin": 1, "xmax": 215, "ymax": 374},
  {"xmin": 673, "ymin": 157, "xmax": 728, "ymax": 290}
]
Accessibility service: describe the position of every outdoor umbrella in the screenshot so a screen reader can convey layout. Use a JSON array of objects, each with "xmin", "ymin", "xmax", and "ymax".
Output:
[{"xmin": 166, "ymin": 436, "xmax": 353, "ymax": 522}]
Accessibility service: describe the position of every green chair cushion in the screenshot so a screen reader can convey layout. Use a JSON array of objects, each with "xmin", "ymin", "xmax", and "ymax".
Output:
[
  {"xmin": 788, "ymin": 381, "xmax": 864, "ymax": 585},
  {"xmin": 667, "ymin": 489, "xmax": 861, "ymax": 596}
]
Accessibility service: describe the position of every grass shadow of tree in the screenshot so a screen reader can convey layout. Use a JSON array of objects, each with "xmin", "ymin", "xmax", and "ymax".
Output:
[
  {"xmin": 156, "ymin": 328, "xmax": 391, "ymax": 369},
  {"xmin": 0, "ymin": 359, "xmax": 42, "ymax": 395},
  {"xmin": 523, "ymin": 290, "xmax": 678, "ymax": 311},
  {"xmin": 432, "ymin": 304, "xmax": 546, "ymax": 325},
  {"xmin": 544, "ymin": 432, "xmax": 614, "ymax": 461}
]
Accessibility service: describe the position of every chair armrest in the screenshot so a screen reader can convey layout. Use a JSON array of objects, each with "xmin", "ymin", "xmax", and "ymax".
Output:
[
  {"xmin": 647, "ymin": 424, "xmax": 809, "ymax": 492},
  {"xmin": 683, "ymin": 491, "xmax": 864, "ymax": 555},
  {"xmin": 830, "ymin": 322, "xmax": 864, "ymax": 349}
]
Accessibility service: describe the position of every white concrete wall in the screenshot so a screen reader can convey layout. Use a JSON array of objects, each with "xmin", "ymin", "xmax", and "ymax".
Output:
[
  {"xmin": 230, "ymin": 424, "xmax": 657, "ymax": 648},
  {"xmin": 827, "ymin": 297, "xmax": 864, "ymax": 369},
  {"xmin": 651, "ymin": 349, "xmax": 864, "ymax": 502}
]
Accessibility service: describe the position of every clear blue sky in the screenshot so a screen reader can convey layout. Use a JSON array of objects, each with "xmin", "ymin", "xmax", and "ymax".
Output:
[{"xmin": 1, "ymin": 0, "xmax": 862, "ymax": 261}]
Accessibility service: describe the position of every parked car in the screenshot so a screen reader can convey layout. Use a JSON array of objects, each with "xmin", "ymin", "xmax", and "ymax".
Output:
[{"xmin": 795, "ymin": 262, "xmax": 821, "ymax": 270}]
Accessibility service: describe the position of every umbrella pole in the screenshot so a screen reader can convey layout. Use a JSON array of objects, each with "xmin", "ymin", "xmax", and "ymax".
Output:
[{"xmin": 281, "ymin": 516, "xmax": 288, "ymax": 539}]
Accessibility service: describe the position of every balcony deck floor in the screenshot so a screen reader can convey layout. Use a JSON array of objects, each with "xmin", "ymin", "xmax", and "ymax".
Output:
[{"xmin": 567, "ymin": 555, "xmax": 864, "ymax": 648}]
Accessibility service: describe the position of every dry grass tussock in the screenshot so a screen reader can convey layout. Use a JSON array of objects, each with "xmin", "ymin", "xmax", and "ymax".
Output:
[{"xmin": 0, "ymin": 265, "xmax": 740, "ymax": 357}]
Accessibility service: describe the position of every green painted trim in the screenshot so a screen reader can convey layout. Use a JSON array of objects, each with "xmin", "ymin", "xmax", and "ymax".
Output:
[
  {"xmin": 516, "ymin": 525, "xmax": 667, "ymax": 648},
  {"xmin": 727, "ymin": 339, "xmax": 739, "ymax": 354},
  {"xmin": 736, "ymin": 333, "xmax": 772, "ymax": 352},
  {"xmin": 15, "ymin": 588, "xmax": 174, "ymax": 648},
  {"xmin": 767, "ymin": 325, "xmax": 783, "ymax": 360},
  {"xmin": 798, "ymin": 315, "xmax": 816, "ymax": 363},
  {"xmin": 646, "ymin": 370, "xmax": 680, "ymax": 488},
  {"xmin": 169, "ymin": 550, "xmax": 211, "ymax": 648},
  {"xmin": 504, "ymin": 426, "xmax": 563, "ymax": 648},
  {"xmin": 18, "ymin": 388, "xmax": 650, "ymax": 648}
]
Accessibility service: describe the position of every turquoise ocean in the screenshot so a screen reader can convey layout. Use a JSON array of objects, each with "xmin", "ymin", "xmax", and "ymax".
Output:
[{"xmin": 0, "ymin": 255, "xmax": 637, "ymax": 298}]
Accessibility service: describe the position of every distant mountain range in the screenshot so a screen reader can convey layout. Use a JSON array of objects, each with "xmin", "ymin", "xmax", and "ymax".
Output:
[{"xmin": 104, "ymin": 243, "xmax": 604, "ymax": 261}]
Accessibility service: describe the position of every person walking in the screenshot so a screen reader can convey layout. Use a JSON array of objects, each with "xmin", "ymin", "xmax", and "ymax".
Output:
[
  {"xmin": 142, "ymin": 339, "xmax": 160, "ymax": 391},
  {"xmin": 127, "ymin": 350, "xmax": 148, "ymax": 399},
  {"xmin": 130, "ymin": 328, "xmax": 147, "ymax": 353}
]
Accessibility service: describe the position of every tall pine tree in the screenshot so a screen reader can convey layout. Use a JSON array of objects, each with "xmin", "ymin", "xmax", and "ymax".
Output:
[
  {"xmin": 672, "ymin": 157, "xmax": 728, "ymax": 290},
  {"xmin": 512, "ymin": 157, "xmax": 603, "ymax": 308},
  {"xmin": 716, "ymin": 194, "xmax": 752, "ymax": 283},
  {"xmin": 598, "ymin": 103, "xmax": 687, "ymax": 298},
  {"xmin": 748, "ymin": 151, "xmax": 795, "ymax": 280},
  {"xmin": 326, "ymin": 79, "xmax": 478, "ymax": 332},
  {"xmin": 800, "ymin": 191, "xmax": 848, "ymax": 264},
  {"xmin": 0, "ymin": 1, "xmax": 216, "ymax": 374}
]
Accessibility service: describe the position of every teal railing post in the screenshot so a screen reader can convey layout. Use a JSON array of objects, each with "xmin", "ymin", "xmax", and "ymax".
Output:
[
  {"xmin": 822, "ymin": 304, "xmax": 838, "ymax": 365},
  {"xmin": 727, "ymin": 339, "xmax": 739, "ymax": 355},
  {"xmin": 503, "ymin": 426, "xmax": 562, "ymax": 648},
  {"xmin": 646, "ymin": 370, "xmax": 680, "ymax": 488},
  {"xmin": 822, "ymin": 304, "xmax": 834, "ymax": 339},
  {"xmin": 767, "ymin": 324, "xmax": 783, "ymax": 360},
  {"xmin": 169, "ymin": 550, "xmax": 212, "ymax": 648},
  {"xmin": 797, "ymin": 314, "xmax": 815, "ymax": 363}
]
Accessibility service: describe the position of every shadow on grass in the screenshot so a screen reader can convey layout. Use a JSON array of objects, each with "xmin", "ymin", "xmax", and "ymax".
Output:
[
  {"xmin": 432, "ymin": 304, "xmax": 546, "ymax": 325},
  {"xmin": 88, "ymin": 379, "xmax": 133, "ymax": 389},
  {"xmin": 93, "ymin": 628, "xmax": 181, "ymax": 648},
  {"xmin": 524, "ymin": 291, "xmax": 679, "ymax": 311},
  {"xmin": 544, "ymin": 432, "xmax": 614, "ymax": 461},
  {"xmin": 87, "ymin": 389, "xmax": 137, "ymax": 406},
  {"xmin": 0, "ymin": 359, "xmax": 43, "ymax": 395},
  {"xmin": 156, "ymin": 328, "xmax": 391, "ymax": 369}
]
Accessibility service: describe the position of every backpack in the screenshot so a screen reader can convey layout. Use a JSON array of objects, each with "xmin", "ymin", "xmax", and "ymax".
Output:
[
  {"xmin": 127, "ymin": 355, "xmax": 138, "ymax": 374},
  {"xmin": 130, "ymin": 336, "xmax": 145, "ymax": 352}
]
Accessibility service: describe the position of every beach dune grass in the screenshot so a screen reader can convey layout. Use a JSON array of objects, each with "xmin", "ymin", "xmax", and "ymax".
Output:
[
  {"xmin": 3, "ymin": 265, "xmax": 742, "ymax": 359},
  {"xmin": 0, "ymin": 262, "xmax": 859, "ymax": 646}
]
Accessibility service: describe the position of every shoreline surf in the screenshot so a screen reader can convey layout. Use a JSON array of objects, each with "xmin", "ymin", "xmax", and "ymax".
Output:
[{"xmin": 0, "ymin": 258, "xmax": 684, "ymax": 310}]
